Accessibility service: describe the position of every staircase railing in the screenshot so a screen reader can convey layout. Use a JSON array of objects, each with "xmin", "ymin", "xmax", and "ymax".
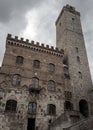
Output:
[{"xmin": 63, "ymin": 116, "xmax": 93, "ymax": 130}]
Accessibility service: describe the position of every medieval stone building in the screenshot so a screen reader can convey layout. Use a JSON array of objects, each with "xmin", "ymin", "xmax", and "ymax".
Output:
[{"xmin": 0, "ymin": 4, "xmax": 93, "ymax": 130}]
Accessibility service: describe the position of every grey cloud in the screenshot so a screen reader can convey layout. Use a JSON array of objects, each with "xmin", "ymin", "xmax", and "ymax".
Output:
[{"xmin": 0, "ymin": 0, "xmax": 43, "ymax": 23}]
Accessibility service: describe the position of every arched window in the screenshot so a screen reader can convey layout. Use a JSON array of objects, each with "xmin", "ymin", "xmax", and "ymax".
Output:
[
  {"xmin": 32, "ymin": 77, "xmax": 39, "ymax": 88},
  {"xmin": 5, "ymin": 100, "xmax": 17, "ymax": 112},
  {"xmin": 28, "ymin": 102, "xmax": 37, "ymax": 114},
  {"xmin": 47, "ymin": 104, "xmax": 56, "ymax": 115},
  {"xmin": 48, "ymin": 63, "xmax": 55, "ymax": 72},
  {"xmin": 64, "ymin": 101, "xmax": 73, "ymax": 111},
  {"xmin": 12, "ymin": 74, "xmax": 21, "ymax": 86},
  {"xmin": 48, "ymin": 80, "xmax": 55, "ymax": 91},
  {"xmin": 33, "ymin": 60, "xmax": 40, "ymax": 68},
  {"xmin": 16, "ymin": 56, "xmax": 24, "ymax": 64}
]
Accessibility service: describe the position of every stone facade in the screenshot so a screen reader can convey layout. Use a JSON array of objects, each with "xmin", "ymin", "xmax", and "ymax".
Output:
[
  {"xmin": 0, "ymin": 34, "xmax": 65, "ymax": 130},
  {"xmin": 0, "ymin": 4, "xmax": 93, "ymax": 130}
]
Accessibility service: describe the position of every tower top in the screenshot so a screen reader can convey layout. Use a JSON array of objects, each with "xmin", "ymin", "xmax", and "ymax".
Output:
[{"xmin": 56, "ymin": 4, "xmax": 80, "ymax": 25}]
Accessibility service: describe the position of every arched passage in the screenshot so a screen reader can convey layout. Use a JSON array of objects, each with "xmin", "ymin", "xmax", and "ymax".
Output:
[{"xmin": 79, "ymin": 99, "xmax": 89, "ymax": 117}]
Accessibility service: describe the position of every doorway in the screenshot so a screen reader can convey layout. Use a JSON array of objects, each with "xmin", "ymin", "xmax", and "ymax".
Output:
[
  {"xmin": 64, "ymin": 101, "xmax": 73, "ymax": 111},
  {"xmin": 27, "ymin": 118, "xmax": 35, "ymax": 130},
  {"xmin": 79, "ymin": 99, "xmax": 89, "ymax": 117}
]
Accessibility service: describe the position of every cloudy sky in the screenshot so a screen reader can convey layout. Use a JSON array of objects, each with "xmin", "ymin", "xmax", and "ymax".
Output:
[{"xmin": 0, "ymin": 0, "xmax": 93, "ymax": 81}]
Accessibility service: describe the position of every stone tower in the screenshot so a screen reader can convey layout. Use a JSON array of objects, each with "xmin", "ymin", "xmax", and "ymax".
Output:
[{"xmin": 56, "ymin": 5, "xmax": 93, "ymax": 116}]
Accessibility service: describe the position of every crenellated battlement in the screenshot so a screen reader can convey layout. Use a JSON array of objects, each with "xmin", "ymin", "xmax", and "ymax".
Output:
[
  {"xmin": 56, "ymin": 4, "xmax": 80, "ymax": 25},
  {"xmin": 6, "ymin": 34, "xmax": 64, "ymax": 57}
]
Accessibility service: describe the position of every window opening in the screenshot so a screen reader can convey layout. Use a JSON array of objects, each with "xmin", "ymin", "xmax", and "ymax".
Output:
[
  {"xmin": 64, "ymin": 101, "xmax": 73, "ymax": 111},
  {"xmin": 28, "ymin": 102, "xmax": 37, "ymax": 114},
  {"xmin": 64, "ymin": 91, "xmax": 72, "ymax": 100},
  {"xmin": 16, "ymin": 56, "xmax": 24, "ymax": 64},
  {"xmin": 78, "ymin": 72, "xmax": 82, "ymax": 79},
  {"xmin": 48, "ymin": 63, "xmax": 55, "ymax": 72},
  {"xmin": 63, "ymin": 67, "xmax": 70, "ymax": 78},
  {"xmin": 32, "ymin": 77, "xmax": 39, "ymax": 88},
  {"xmin": 75, "ymin": 47, "xmax": 78, "ymax": 53},
  {"xmin": 33, "ymin": 60, "xmax": 40, "ymax": 68},
  {"xmin": 47, "ymin": 104, "xmax": 56, "ymax": 115},
  {"xmin": 5, "ymin": 100, "xmax": 17, "ymax": 112},
  {"xmin": 12, "ymin": 74, "xmax": 21, "ymax": 86},
  {"xmin": 48, "ymin": 80, "xmax": 55, "ymax": 91}
]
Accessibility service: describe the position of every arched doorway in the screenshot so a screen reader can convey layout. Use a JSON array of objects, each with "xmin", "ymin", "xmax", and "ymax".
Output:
[{"xmin": 79, "ymin": 99, "xmax": 89, "ymax": 117}]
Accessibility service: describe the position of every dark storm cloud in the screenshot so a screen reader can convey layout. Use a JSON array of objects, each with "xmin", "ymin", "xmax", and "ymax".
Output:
[{"xmin": 0, "ymin": 0, "xmax": 43, "ymax": 23}]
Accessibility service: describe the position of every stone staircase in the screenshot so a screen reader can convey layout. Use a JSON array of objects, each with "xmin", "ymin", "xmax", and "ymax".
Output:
[
  {"xmin": 48, "ymin": 111, "xmax": 93, "ymax": 130},
  {"xmin": 64, "ymin": 116, "xmax": 93, "ymax": 130}
]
